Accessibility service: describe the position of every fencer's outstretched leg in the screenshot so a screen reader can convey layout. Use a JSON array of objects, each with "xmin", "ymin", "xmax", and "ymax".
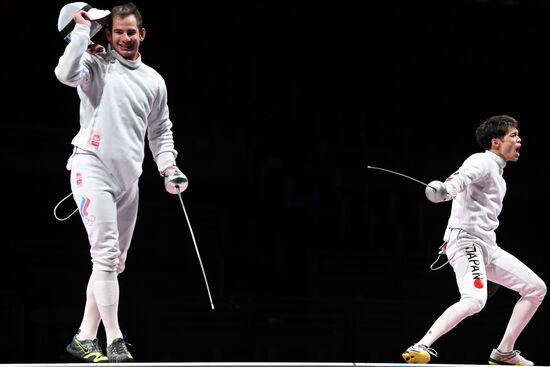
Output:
[
  {"xmin": 417, "ymin": 297, "xmax": 484, "ymax": 347},
  {"xmin": 497, "ymin": 295, "xmax": 544, "ymax": 352},
  {"xmin": 487, "ymin": 294, "xmax": 543, "ymax": 366},
  {"xmin": 489, "ymin": 250, "xmax": 546, "ymax": 353}
]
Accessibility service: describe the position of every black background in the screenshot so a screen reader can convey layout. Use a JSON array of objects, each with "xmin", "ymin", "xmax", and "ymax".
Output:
[{"xmin": 2, "ymin": 0, "xmax": 549, "ymax": 364}]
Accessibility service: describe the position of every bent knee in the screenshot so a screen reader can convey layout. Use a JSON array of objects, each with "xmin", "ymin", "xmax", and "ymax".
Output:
[
  {"xmin": 522, "ymin": 279, "xmax": 547, "ymax": 303},
  {"xmin": 461, "ymin": 295, "xmax": 486, "ymax": 316}
]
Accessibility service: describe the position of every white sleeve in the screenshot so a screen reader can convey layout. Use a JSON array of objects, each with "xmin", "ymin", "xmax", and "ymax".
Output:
[
  {"xmin": 444, "ymin": 153, "xmax": 490, "ymax": 197},
  {"xmin": 148, "ymin": 76, "xmax": 179, "ymax": 174},
  {"xmin": 54, "ymin": 24, "xmax": 93, "ymax": 87},
  {"xmin": 155, "ymin": 151, "xmax": 177, "ymax": 175}
]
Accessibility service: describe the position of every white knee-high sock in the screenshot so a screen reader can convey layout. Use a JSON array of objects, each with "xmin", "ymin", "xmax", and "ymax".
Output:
[
  {"xmin": 418, "ymin": 298, "xmax": 482, "ymax": 347},
  {"xmin": 497, "ymin": 297, "xmax": 542, "ymax": 352},
  {"xmin": 91, "ymin": 270, "xmax": 123, "ymax": 345},
  {"xmin": 77, "ymin": 272, "xmax": 102, "ymax": 340}
]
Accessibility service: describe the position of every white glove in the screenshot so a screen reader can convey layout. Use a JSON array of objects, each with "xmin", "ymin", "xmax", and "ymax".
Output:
[
  {"xmin": 163, "ymin": 167, "xmax": 188, "ymax": 194},
  {"xmin": 425, "ymin": 180, "xmax": 451, "ymax": 203}
]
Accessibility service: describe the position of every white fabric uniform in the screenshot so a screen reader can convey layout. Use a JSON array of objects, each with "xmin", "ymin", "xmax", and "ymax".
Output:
[
  {"xmin": 444, "ymin": 150, "xmax": 506, "ymax": 247},
  {"xmin": 418, "ymin": 150, "xmax": 546, "ymax": 349},
  {"xmin": 55, "ymin": 23, "xmax": 178, "ymax": 273},
  {"xmin": 70, "ymin": 150, "xmax": 137, "ymax": 273}
]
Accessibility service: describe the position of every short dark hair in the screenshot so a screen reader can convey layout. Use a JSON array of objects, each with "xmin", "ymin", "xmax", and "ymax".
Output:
[
  {"xmin": 110, "ymin": 2, "xmax": 143, "ymax": 28},
  {"xmin": 475, "ymin": 115, "xmax": 518, "ymax": 150}
]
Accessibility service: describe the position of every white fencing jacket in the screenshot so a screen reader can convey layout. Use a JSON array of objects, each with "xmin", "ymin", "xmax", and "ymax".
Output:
[
  {"xmin": 443, "ymin": 150, "xmax": 507, "ymax": 247},
  {"xmin": 55, "ymin": 23, "xmax": 178, "ymax": 190}
]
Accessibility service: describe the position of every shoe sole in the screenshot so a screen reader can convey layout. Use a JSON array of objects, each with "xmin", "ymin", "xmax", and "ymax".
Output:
[
  {"xmin": 489, "ymin": 357, "xmax": 532, "ymax": 366},
  {"xmin": 402, "ymin": 352, "xmax": 431, "ymax": 364},
  {"xmin": 108, "ymin": 357, "xmax": 135, "ymax": 362},
  {"xmin": 66, "ymin": 345, "xmax": 109, "ymax": 363}
]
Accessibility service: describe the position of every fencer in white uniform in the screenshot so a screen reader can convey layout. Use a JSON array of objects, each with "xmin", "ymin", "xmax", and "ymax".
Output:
[
  {"xmin": 404, "ymin": 115, "xmax": 546, "ymax": 365},
  {"xmin": 55, "ymin": 2, "xmax": 187, "ymax": 362}
]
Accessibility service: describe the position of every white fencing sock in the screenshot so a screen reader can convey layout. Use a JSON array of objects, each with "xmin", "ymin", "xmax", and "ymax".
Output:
[
  {"xmin": 76, "ymin": 272, "xmax": 102, "ymax": 340},
  {"xmin": 497, "ymin": 296, "xmax": 543, "ymax": 351},
  {"xmin": 91, "ymin": 270, "xmax": 123, "ymax": 345},
  {"xmin": 418, "ymin": 297, "xmax": 482, "ymax": 347}
]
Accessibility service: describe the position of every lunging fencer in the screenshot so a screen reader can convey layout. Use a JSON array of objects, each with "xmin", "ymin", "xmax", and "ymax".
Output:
[
  {"xmin": 400, "ymin": 115, "xmax": 546, "ymax": 365},
  {"xmin": 55, "ymin": 2, "xmax": 187, "ymax": 362}
]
